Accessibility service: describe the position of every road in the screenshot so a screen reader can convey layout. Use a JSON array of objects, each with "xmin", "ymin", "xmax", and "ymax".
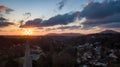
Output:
[{"xmin": 23, "ymin": 40, "xmax": 32, "ymax": 67}]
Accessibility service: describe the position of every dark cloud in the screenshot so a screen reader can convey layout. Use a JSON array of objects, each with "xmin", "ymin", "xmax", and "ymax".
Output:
[
  {"xmin": 0, "ymin": 17, "xmax": 14, "ymax": 27},
  {"xmin": 43, "ymin": 12, "xmax": 79, "ymax": 26},
  {"xmin": 57, "ymin": 0, "xmax": 68, "ymax": 10},
  {"xmin": 0, "ymin": 22, "xmax": 14, "ymax": 27},
  {"xmin": 20, "ymin": 18, "xmax": 43, "ymax": 28},
  {"xmin": 0, "ymin": 17, "xmax": 7, "ymax": 21},
  {"xmin": 20, "ymin": 0, "xmax": 120, "ymax": 30},
  {"xmin": 81, "ymin": 0, "xmax": 120, "ymax": 29},
  {"xmin": 82, "ymin": 13, "xmax": 120, "ymax": 26},
  {"xmin": 80, "ymin": 0, "xmax": 120, "ymax": 19},
  {"xmin": 20, "ymin": 12, "xmax": 80, "ymax": 28}
]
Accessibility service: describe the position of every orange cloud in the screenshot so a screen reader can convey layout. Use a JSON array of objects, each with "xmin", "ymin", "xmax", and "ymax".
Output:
[
  {"xmin": 0, "ymin": 5, "xmax": 7, "ymax": 11},
  {"xmin": 0, "ymin": 5, "xmax": 14, "ymax": 14}
]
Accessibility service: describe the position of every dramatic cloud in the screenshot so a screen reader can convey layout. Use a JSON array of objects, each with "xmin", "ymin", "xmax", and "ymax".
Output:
[
  {"xmin": 20, "ymin": 12, "xmax": 80, "ymax": 28},
  {"xmin": 43, "ymin": 12, "xmax": 79, "ymax": 25},
  {"xmin": 0, "ymin": 22, "xmax": 14, "ymax": 27},
  {"xmin": 57, "ymin": 0, "xmax": 68, "ymax": 10},
  {"xmin": 0, "ymin": 5, "xmax": 14, "ymax": 14},
  {"xmin": 20, "ymin": 0, "xmax": 120, "ymax": 30},
  {"xmin": 80, "ymin": 0, "xmax": 120, "ymax": 19},
  {"xmin": 81, "ymin": 0, "xmax": 120, "ymax": 29},
  {"xmin": 82, "ymin": 14, "xmax": 120, "ymax": 29},
  {"xmin": 0, "ymin": 17, "xmax": 14, "ymax": 27},
  {"xmin": 20, "ymin": 18, "xmax": 43, "ymax": 28}
]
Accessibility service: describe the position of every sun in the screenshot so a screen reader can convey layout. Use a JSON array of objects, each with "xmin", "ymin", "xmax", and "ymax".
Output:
[{"xmin": 23, "ymin": 29, "xmax": 33, "ymax": 35}]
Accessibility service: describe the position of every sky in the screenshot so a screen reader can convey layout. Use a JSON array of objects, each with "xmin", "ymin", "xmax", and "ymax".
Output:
[{"xmin": 0, "ymin": 0, "xmax": 120, "ymax": 35}]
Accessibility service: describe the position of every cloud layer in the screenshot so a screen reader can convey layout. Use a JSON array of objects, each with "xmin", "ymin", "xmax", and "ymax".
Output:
[
  {"xmin": 20, "ymin": 12, "xmax": 80, "ymax": 28},
  {"xmin": 0, "ymin": 17, "xmax": 14, "ymax": 27},
  {"xmin": 21, "ymin": 0, "xmax": 120, "ymax": 30},
  {"xmin": 0, "ymin": 22, "xmax": 14, "ymax": 27},
  {"xmin": 81, "ymin": 0, "xmax": 120, "ymax": 29}
]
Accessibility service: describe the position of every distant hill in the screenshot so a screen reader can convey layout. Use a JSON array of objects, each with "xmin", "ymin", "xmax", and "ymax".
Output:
[
  {"xmin": 45, "ymin": 30, "xmax": 120, "ymax": 36},
  {"xmin": 99, "ymin": 30, "xmax": 120, "ymax": 34},
  {"xmin": 46, "ymin": 33, "xmax": 83, "ymax": 36}
]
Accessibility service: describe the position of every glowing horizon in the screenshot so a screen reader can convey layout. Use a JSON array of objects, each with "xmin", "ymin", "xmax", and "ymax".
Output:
[{"xmin": 0, "ymin": 0, "xmax": 120, "ymax": 35}]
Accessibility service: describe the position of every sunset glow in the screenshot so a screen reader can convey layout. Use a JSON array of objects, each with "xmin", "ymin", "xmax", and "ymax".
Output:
[
  {"xmin": 22, "ymin": 29, "xmax": 33, "ymax": 35},
  {"xmin": 0, "ymin": 0, "xmax": 120, "ymax": 35},
  {"xmin": 0, "ymin": 0, "xmax": 120, "ymax": 67}
]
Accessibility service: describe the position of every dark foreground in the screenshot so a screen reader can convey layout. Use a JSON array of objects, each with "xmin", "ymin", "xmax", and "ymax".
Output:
[{"xmin": 0, "ymin": 33, "xmax": 120, "ymax": 67}]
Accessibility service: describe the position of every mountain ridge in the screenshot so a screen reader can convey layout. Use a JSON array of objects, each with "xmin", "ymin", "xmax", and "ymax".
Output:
[{"xmin": 99, "ymin": 30, "xmax": 120, "ymax": 34}]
